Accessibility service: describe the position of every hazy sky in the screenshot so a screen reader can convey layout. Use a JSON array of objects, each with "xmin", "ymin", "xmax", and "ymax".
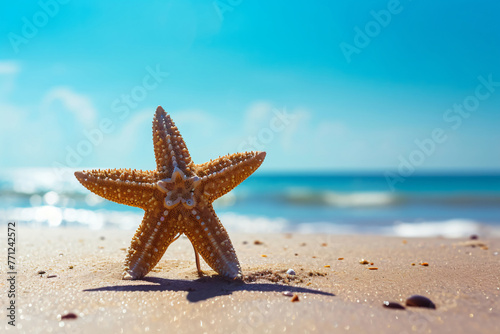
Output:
[{"xmin": 1, "ymin": 0, "xmax": 499, "ymax": 174}]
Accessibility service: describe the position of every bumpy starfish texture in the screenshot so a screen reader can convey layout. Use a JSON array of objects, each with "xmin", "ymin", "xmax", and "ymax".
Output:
[{"xmin": 75, "ymin": 106, "xmax": 266, "ymax": 280}]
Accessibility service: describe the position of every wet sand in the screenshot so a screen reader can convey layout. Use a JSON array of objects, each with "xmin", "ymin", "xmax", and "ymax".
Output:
[{"xmin": 3, "ymin": 228, "xmax": 499, "ymax": 333}]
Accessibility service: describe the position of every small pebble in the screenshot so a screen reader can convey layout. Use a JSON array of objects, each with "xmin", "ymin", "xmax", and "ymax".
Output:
[
  {"xmin": 99, "ymin": 236, "xmax": 105, "ymax": 240},
  {"xmin": 383, "ymin": 301, "xmax": 405, "ymax": 310},
  {"xmin": 37, "ymin": 270, "xmax": 46, "ymax": 275},
  {"xmin": 300, "ymin": 242, "xmax": 307, "ymax": 246},
  {"xmin": 68, "ymin": 266, "xmax": 74, "ymax": 269},
  {"xmin": 402, "ymin": 240, "xmax": 407, "ymax": 244},
  {"xmin": 411, "ymin": 263, "xmax": 416, "ymax": 266},
  {"xmin": 338, "ymin": 257, "xmax": 344, "ymax": 260},
  {"xmin": 294, "ymin": 253, "xmax": 299, "ymax": 256},
  {"xmin": 321, "ymin": 243, "xmax": 327, "ymax": 247},
  {"xmin": 420, "ymin": 262, "xmax": 429, "ymax": 266},
  {"xmin": 370, "ymin": 262, "xmax": 374, "ymax": 265},
  {"xmin": 282, "ymin": 291, "xmax": 294, "ymax": 297},
  {"xmin": 405, "ymin": 295, "xmax": 436, "ymax": 309},
  {"xmin": 47, "ymin": 275, "xmax": 57, "ymax": 278},
  {"xmin": 261, "ymin": 254, "xmax": 267, "ymax": 258},
  {"xmin": 286, "ymin": 268, "xmax": 296, "ymax": 275},
  {"xmin": 291, "ymin": 294, "xmax": 300, "ymax": 302},
  {"xmin": 254, "ymin": 240, "xmax": 263, "ymax": 245},
  {"xmin": 242, "ymin": 241, "xmax": 248, "ymax": 245},
  {"xmin": 470, "ymin": 234, "xmax": 478, "ymax": 240},
  {"xmin": 368, "ymin": 267, "xmax": 378, "ymax": 270},
  {"xmin": 359, "ymin": 259, "xmax": 369, "ymax": 265},
  {"xmin": 324, "ymin": 265, "xmax": 330, "ymax": 268},
  {"xmin": 60, "ymin": 313, "xmax": 78, "ymax": 320}
]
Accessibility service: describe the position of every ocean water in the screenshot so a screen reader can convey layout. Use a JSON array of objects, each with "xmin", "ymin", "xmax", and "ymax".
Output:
[{"xmin": 1, "ymin": 168, "xmax": 499, "ymax": 238}]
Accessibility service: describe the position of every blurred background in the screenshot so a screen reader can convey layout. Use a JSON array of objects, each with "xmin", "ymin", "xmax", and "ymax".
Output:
[{"xmin": 0, "ymin": 1, "xmax": 499, "ymax": 237}]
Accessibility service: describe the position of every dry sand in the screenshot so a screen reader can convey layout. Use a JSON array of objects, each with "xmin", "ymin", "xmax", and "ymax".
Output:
[{"xmin": 2, "ymin": 228, "xmax": 499, "ymax": 333}]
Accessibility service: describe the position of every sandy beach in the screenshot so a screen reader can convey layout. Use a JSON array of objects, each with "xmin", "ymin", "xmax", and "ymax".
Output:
[{"xmin": 3, "ymin": 228, "xmax": 499, "ymax": 333}]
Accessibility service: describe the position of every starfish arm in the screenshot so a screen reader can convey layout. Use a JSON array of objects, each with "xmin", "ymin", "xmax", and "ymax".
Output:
[
  {"xmin": 153, "ymin": 106, "xmax": 194, "ymax": 179},
  {"xmin": 197, "ymin": 151, "xmax": 266, "ymax": 201},
  {"xmin": 74, "ymin": 169, "xmax": 158, "ymax": 210},
  {"xmin": 123, "ymin": 208, "xmax": 181, "ymax": 280},
  {"xmin": 184, "ymin": 203, "xmax": 242, "ymax": 279}
]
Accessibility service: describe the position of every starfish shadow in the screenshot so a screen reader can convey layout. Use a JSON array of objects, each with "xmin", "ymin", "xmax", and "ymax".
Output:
[{"xmin": 84, "ymin": 276, "xmax": 335, "ymax": 303}]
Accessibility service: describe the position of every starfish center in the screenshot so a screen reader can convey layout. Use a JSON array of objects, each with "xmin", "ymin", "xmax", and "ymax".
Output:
[{"xmin": 157, "ymin": 167, "xmax": 200, "ymax": 209}]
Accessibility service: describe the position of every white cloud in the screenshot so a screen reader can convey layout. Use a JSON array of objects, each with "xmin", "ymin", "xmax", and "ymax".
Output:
[
  {"xmin": 93, "ymin": 109, "xmax": 153, "ymax": 167},
  {"xmin": 0, "ymin": 103, "xmax": 26, "ymax": 158},
  {"xmin": 42, "ymin": 87, "xmax": 97, "ymax": 126},
  {"xmin": 0, "ymin": 61, "xmax": 20, "ymax": 98},
  {"xmin": 0, "ymin": 102, "xmax": 66, "ymax": 167},
  {"xmin": 0, "ymin": 103, "xmax": 25, "ymax": 126},
  {"xmin": 0, "ymin": 81, "xmax": 102, "ymax": 167},
  {"xmin": 90, "ymin": 108, "xmax": 221, "ymax": 169},
  {"xmin": 172, "ymin": 109, "xmax": 218, "ymax": 137},
  {"xmin": 280, "ymin": 108, "xmax": 310, "ymax": 151},
  {"xmin": 236, "ymin": 101, "xmax": 312, "ymax": 154},
  {"xmin": 0, "ymin": 61, "xmax": 20, "ymax": 75},
  {"xmin": 115, "ymin": 109, "xmax": 152, "ymax": 146},
  {"xmin": 243, "ymin": 101, "xmax": 274, "ymax": 133}
]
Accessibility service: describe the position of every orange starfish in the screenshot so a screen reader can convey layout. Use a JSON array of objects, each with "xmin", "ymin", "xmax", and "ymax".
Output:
[{"xmin": 75, "ymin": 106, "xmax": 266, "ymax": 280}]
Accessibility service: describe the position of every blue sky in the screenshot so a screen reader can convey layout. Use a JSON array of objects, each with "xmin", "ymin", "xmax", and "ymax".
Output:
[{"xmin": 0, "ymin": 0, "xmax": 499, "ymax": 174}]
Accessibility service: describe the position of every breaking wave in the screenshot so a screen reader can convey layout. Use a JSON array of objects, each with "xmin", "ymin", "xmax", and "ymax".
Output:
[
  {"xmin": 283, "ymin": 188, "xmax": 400, "ymax": 207},
  {"xmin": 1, "ymin": 168, "xmax": 500, "ymax": 236},
  {"xmin": 2, "ymin": 206, "xmax": 499, "ymax": 238}
]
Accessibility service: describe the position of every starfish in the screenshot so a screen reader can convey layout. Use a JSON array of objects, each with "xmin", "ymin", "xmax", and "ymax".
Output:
[{"xmin": 75, "ymin": 106, "xmax": 266, "ymax": 280}]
